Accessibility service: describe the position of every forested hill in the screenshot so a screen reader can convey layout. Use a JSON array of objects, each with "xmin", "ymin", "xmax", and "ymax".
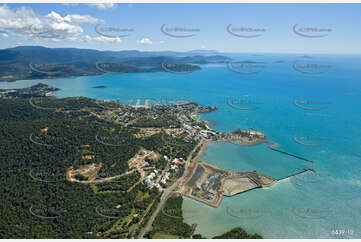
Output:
[
  {"xmin": 0, "ymin": 96, "xmax": 195, "ymax": 238},
  {"xmin": 0, "ymin": 46, "xmax": 231, "ymax": 82}
]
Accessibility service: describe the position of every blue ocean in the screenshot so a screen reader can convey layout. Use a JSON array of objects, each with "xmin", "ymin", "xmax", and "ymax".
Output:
[{"xmin": 1, "ymin": 53, "xmax": 360, "ymax": 238}]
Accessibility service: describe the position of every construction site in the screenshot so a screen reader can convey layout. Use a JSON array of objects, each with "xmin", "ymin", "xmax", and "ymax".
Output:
[{"xmin": 180, "ymin": 161, "xmax": 277, "ymax": 208}]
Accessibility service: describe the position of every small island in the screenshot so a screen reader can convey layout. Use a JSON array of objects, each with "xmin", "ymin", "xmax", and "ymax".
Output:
[{"xmin": 92, "ymin": 85, "xmax": 107, "ymax": 89}]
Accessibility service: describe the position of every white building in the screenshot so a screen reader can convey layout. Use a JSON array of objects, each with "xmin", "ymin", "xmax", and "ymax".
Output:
[
  {"xmin": 144, "ymin": 177, "xmax": 154, "ymax": 188},
  {"xmin": 149, "ymin": 172, "xmax": 156, "ymax": 179}
]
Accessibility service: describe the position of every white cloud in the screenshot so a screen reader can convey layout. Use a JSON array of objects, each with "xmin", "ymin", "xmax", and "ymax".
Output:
[
  {"xmin": 85, "ymin": 34, "xmax": 121, "ymax": 43},
  {"xmin": 0, "ymin": 5, "xmax": 40, "ymax": 35},
  {"xmin": 159, "ymin": 40, "xmax": 165, "ymax": 44},
  {"xmin": 64, "ymin": 14, "xmax": 100, "ymax": 24},
  {"xmin": 61, "ymin": 3, "xmax": 78, "ymax": 7},
  {"xmin": 87, "ymin": 3, "xmax": 117, "ymax": 10},
  {"xmin": 0, "ymin": 33, "xmax": 8, "ymax": 38},
  {"xmin": 0, "ymin": 5, "xmax": 102, "ymax": 42},
  {"xmin": 137, "ymin": 37, "xmax": 152, "ymax": 45}
]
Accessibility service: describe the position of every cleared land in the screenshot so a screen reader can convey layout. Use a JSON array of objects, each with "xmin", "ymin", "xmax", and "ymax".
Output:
[{"xmin": 181, "ymin": 161, "xmax": 276, "ymax": 207}]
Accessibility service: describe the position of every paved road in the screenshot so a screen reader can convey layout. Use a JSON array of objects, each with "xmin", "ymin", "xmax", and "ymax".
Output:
[{"xmin": 139, "ymin": 141, "xmax": 203, "ymax": 238}]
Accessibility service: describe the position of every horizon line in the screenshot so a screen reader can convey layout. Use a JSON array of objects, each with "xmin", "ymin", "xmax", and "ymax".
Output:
[{"xmin": 3, "ymin": 45, "xmax": 361, "ymax": 55}]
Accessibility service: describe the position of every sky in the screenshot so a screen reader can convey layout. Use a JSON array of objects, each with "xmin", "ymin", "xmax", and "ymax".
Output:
[{"xmin": 0, "ymin": 3, "xmax": 361, "ymax": 54}]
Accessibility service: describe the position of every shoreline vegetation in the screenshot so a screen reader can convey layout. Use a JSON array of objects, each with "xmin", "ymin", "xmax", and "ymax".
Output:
[{"xmin": 147, "ymin": 195, "xmax": 262, "ymax": 239}]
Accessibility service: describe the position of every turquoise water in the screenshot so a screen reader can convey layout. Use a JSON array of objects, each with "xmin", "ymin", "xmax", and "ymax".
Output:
[{"xmin": 1, "ymin": 54, "xmax": 361, "ymax": 238}]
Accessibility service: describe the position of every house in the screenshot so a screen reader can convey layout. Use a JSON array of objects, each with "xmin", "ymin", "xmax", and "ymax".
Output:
[
  {"xmin": 249, "ymin": 131, "xmax": 265, "ymax": 138},
  {"xmin": 144, "ymin": 177, "xmax": 154, "ymax": 188},
  {"xmin": 149, "ymin": 172, "xmax": 156, "ymax": 179},
  {"xmin": 161, "ymin": 173, "xmax": 170, "ymax": 184}
]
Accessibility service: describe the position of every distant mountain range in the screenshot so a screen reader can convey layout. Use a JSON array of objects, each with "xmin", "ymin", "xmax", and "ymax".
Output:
[{"xmin": 0, "ymin": 46, "xmax": 231, "ymax": 82}]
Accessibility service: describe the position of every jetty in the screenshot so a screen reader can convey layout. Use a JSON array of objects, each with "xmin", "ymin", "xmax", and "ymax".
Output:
[
  {"xmin": 277, "ymin": 168, "xmax": 313, "ymax": 181},
  {"xmin": 132, "ymin": 98, "xmax": 152, "ymax": 108},
  {"xmin": 136, "ymin": 99, "xmax": 141, "ymax": 106},
  {"xmin": 267, "ymin": 141, "xmax": 314, "ymax": 163}
]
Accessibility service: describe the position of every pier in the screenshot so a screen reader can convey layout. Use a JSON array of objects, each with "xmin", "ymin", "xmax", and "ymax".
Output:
[
  {"xmin": 267, "ymin": 141, "xmax": 315, "ymax": 163},
  {"xmin": 136, "ymin": 99, "xmax": 141, "ymax": 106},
  {"xmin": 277, "ymin": 168, "xmax": 312, "ymax": 181},
  {"xmin": 132, "ymin": 98, "xmax": 152, "ymax": 108}
]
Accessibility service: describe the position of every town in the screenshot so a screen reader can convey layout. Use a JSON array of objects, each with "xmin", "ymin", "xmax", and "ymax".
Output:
[
  {"xmin": 90, "ymin": 98, "xmax": 269, "ymax": 196},
  {"xmin": 0, "ymin": 83, "xmax": 59, "ymax": 99}
]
